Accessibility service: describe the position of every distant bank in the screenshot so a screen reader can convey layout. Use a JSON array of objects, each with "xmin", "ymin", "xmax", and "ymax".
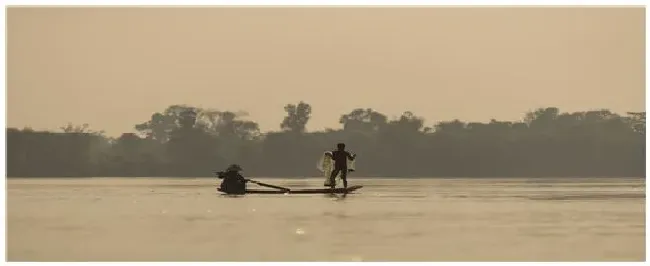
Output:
[{"xmin": 7, "ymin": 105, "xmax": 645, "ymax": 178}]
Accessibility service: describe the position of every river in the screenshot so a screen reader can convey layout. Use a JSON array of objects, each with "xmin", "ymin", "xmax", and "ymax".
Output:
[{"xmin": 7, "ymin": 177, "xmax": 645, "ymax": 261}]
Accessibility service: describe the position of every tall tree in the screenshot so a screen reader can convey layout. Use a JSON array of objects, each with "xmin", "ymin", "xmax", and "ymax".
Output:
[
  {"xmin": 281, "ymin": 101, "xmax": 312, "ymax": 133},
  {"xmin": 339, "ymin": 108, "xmax": 388, "ymax": 133}
]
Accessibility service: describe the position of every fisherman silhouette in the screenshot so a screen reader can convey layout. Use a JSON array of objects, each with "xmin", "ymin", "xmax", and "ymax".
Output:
[
  {"xmin": 216, "ymin": 164, "xmax": 248, "ymax": 194},
  {"xmin": 325, "ymin": 143, "xmax": 356, "ymax": 189}
]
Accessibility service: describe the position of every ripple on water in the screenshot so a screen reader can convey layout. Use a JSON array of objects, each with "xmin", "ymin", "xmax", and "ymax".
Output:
[{"xmin": 182, "ymin": 215, "xmax": 213, "ymax": 222}]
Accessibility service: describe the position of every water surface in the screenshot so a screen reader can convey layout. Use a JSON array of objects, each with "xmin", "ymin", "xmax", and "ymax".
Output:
[{"xmin": 7, "ymin": 177, "xmax": 645, "ymax": 261}]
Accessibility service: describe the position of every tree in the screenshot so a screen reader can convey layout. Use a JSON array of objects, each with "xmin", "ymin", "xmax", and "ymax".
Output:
[
  {"xmin": 134, "ymin": 105, "xmax": 200, "ymax": 142},
  {"xmin": 627, "ymin": 111, "xmax": 646, "ymax": 135},
  {"xmin": 212, "ymin": 111, "xmax": 260, "ymax": 140},
  {"xmin": 339, "ymin": 108, "xmax": 387, "ymax": 133},
  {"xmin": 524, "ymin": 107, "xmax": 560, "ymax": 131},
  {"xmin": 280, "ymin": 101, "xmax": 312, "ymax": 133},
  {"xmin": 433, "ymin": 119, "xmax": 466, "ymax": 135},
  {"xmin": 60, "ymin": 123, "xmax": 105, "ymax": 136},
  {"xmin": 387, "ymin": 111, "xmax": 425, "ymax": 132},
  {"xmin": 178, "ymin": 109, "xmax": 197, "ymax": 130}
]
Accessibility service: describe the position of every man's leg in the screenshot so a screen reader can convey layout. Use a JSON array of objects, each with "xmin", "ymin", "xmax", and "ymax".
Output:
[
  {"xmin": 236, "ymin": 181, "xmax": 246, "ymax": 194},
  {"xmin": 340, "ymin": 168, "xmax": 348, "ymax": 188},
  {"xmin": 329, "ymin": 168, "xmax": 340, "ymax": 189}
]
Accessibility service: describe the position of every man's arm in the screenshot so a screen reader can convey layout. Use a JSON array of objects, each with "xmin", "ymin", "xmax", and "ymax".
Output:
[
  {"xmin": 216, "ymin": 171, "xmax": 225, "ymax": 179},
  {"xmin": 347, "ymin": 152, "xmax": 356, "ymax": 160}
]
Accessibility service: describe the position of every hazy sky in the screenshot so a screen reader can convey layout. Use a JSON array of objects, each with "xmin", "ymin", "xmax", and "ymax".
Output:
[{"xmin": 7, "ymin": 7, "xmax": 645, "ymax": 136}]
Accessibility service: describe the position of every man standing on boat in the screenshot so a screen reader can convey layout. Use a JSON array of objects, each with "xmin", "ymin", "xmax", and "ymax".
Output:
[{"xmin": 326, "ymin": 143, "xmax": 356, "ymax": 189}]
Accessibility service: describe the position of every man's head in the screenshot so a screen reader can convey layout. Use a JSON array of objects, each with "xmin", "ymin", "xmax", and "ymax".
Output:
[
  {"xmin": 336, "ymin": 143, "xmax": 346, "ymax": 150},
  {"xmin": 226, "ymin": 164, "xmax": 242, "ymax": 172}
]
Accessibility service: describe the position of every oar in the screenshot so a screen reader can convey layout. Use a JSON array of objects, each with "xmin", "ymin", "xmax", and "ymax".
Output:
[
  {"xmin": 214, "ymin": 170, "xmax": 290, "ymax": 191},
  {"xmin": 246, "ymin": 179, "xmax": 290, "ymax": 192}
]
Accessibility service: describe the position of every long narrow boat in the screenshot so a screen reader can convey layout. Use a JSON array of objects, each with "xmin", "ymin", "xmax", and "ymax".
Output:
[{"xmin": 218, "ymin": 185, "xmax": 363, "ymax": 195}]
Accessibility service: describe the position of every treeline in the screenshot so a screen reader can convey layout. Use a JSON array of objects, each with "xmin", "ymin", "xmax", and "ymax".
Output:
[{"xmin": 6, "ymin": 103, "xmax": 646, "ymax": 178}]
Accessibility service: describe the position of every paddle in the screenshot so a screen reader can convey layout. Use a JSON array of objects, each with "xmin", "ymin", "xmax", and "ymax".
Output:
[
  {"xmin": 214, "ymin": 170, "xmax": 290, "ymax": 192},
  {"xmin": 245, "ymin": 179, "xmax": 290, "ymax": 192}
]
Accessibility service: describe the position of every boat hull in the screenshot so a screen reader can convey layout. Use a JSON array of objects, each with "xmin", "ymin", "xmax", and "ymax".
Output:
[{"xmin": 218, "ymin": 185, "xmax": 363, "ymax": 195}]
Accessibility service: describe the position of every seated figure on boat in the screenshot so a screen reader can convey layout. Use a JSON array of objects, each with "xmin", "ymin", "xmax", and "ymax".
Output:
[{"xmin": 217, "ymin": 164, "xmax": 248, "ymax": 194}]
